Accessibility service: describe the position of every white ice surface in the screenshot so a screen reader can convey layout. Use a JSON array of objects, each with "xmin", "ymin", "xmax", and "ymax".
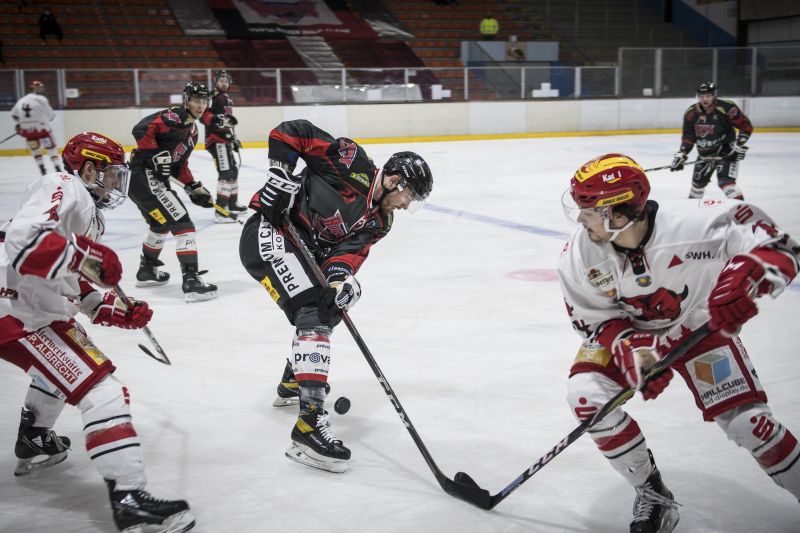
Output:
[{"xmin": 0, "ymin": 133, "xmax": 798, "ymax": 533}]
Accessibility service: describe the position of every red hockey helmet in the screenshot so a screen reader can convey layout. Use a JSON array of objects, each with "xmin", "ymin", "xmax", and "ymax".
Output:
[
  {"xmin": 570, "ymin": 153, "xmax": 650, "ymax": 213},
  {"xmin": 62, "ymin": 132, "xmax": 129, "ymax": 209}
]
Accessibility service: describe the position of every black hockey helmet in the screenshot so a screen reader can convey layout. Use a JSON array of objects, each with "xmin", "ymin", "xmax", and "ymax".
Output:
[
  {"xmin": 382, "ymin": 151, "xmax": 433, "ymax": 202},
  {"xmin": 183, "ymin": 81, "xmax": 210, "ymax": 103},
  {"xmin": 697, "ymin": 81, "xmax": 717, "ymax": 95},
  {"xmin": 214, "ymin": 69, "xmax": 232, "ymax": 84}
]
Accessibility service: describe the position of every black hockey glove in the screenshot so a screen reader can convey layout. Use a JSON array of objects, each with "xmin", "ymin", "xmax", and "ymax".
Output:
[
  {"xmin": 724, "ymin": 143, "xmax": 748, "ymax": 162},
  {"xmin": 151, "ymin": 150, "xmax": 173, "ymax": 181},
  {"xmin": 226, "ymin": 114, "xmax": 238, "ymax": 126},
  {"xmin": 318, "ymin": 275, "xmax": 361, "ymax": 326},
  {"xmin": 670, "ymin": 152, "xmax": 687, "ymax": 172},
  {"xmin": 255, "ymin": 167, "xmax": 301, "ymax": 227},
  {"xmin": 184, "ymin": 181, "xmax": 214, "ymax": 208}
]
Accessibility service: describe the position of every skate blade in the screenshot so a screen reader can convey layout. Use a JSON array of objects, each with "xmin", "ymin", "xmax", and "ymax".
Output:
[
  {"xmin": 659, "ymin": 509, "xmax": 680, "ymax": 533},
  {"xmin": 14, "ymin": 450, "xmax": 68, "ymax": 477},
  {"xmin": 285, "ymin": 443, "xmax": 347, "ymax": 474},
  {"xmin": 135, "ymin": 279, "xmax": 169, "ymax": 288},
  {"xmin": 213, "ymin": 217, "xmax": 237, "ymax": 224},
  {"xmin": 184, "ymin": 290, "xmax": 218, "ymax": 303},
  {"xmin": 120, "ymin": 510, "xmax": 195, "ymax": 533},
  {"xmin": 272, "ymin": 396, "xmax": 299, "ymax": 407}
]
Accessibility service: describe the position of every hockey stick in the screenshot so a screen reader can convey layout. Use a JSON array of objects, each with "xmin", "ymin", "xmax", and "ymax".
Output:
[
  {"xmin": 213, "ymin": 203, "xmax": 244, "ymax": 225},
  {"xmin": 113, "ymin": 284, "xmax": 172, "ymax": 366},
  {"xmin": 0, "ymin": 131, "xmax": 19, "ymax": 145},
  {"xmin": 451, "ymin": 322, "xmax": 712, "ymax": 510},
  {"xmin": 644, "ymin": 157, "xmax": 721, "ymax": 173},
  {"xmin": 282, "ymin": 214, "xmax": 491, "ymax": 507}
]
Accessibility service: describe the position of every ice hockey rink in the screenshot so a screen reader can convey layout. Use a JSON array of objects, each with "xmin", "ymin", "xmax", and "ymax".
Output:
[{"xmin": 1, "ymin": 132, "xmax": 798, "ymax": 533}]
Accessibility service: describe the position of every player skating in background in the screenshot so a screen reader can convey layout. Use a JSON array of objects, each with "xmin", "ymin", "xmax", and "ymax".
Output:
[
  {"xmin": 239, "ymin": 119, "xmax": 432, "ymax": 473},
  {"xmin": 10, "ymin": 80, "xmax": 62, "ymax": 176},
  {"xmin": 671, "ymin": 81, "xmax": 753, "ymax": 200},
  {"xmin": 558, "ymin": 154, "xmax": 799, "ymax": 533},
  {"xmin": 205, "ymin": 69, "xmax": 246, "ymax": 223},
  {"xmin": 128, "ymin": 82, "xmax": 223, "ymax": 302},
  {"xmin": 0, "ymin": 132, "xmax": 195, "ymax": 533}
]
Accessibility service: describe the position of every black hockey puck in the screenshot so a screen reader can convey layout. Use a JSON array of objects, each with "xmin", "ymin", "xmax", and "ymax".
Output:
[{"xmin": 334, "ymin": 396, "xmax": 351, "ymax": 414}]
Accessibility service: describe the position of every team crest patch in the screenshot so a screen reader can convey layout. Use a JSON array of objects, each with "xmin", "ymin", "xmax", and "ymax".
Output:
[
  {"xmin": 66, "ymin": 326, "xmax": 107, "ymax": 366},
  {"xmin": 337, "ymin": 138, "xmax": 357, "ymax": 168}
]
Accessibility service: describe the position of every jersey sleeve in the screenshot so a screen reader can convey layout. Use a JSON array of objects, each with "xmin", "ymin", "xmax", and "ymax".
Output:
[
  {"xmin": 268, "ymin": 119, "xmax": 337, "ymax": 172},
  {"xmin": 725, "ymin": 102, "xmax": 753, "ymax": 144},
  {"xmin": 4, "ymin": 179, "xmax": 79, "ymax": 280},
  {"xmin": 40, "ymin": 96, "xmax": 56, "ymax": 122},
  {"xmin": 679, "ymin": 107, "xmax": 696, "ymax": 154},
  {"xmin": 719, "ymin": 203, "xmax": 799, "ymax": 297}
]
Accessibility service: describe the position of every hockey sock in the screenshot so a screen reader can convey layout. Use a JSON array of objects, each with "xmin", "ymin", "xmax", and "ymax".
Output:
[
  {"xmin": 78, "ymin": 375, "xmax": 146, "ymax": 490},
  {"xmin": 173, "ymin": 228, "xmax": 198, "ymax": 268},
  {"xmin": 142, "ymin": 229, "xmax": 168, "ymax": 262},
  {"xmin": 292, "ymin": 328, "xmax": 331, "ymax": 395},
  {"xmin": 23, "ymin": 374, "xmax": 67, "ymax": 428},
  {"xmin": 216, "ymin": 180, "xmax": 234, "ymax": 209},
  {"xmin": 718, "ymin": 403, "xmax": 800, "ymax": 500}
]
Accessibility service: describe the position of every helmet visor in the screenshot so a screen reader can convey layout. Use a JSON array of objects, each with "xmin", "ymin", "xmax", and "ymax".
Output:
[
  {"xmin": 561, "ymin": 188, "xmax": 611, "ymax": 225},
  {"xmin": 95, "ymin": 164, "xmax": 130, "ymax": 209},
  {"xmin": 396, "ymin": 178, "xmax": 426, "ymax": 214}
]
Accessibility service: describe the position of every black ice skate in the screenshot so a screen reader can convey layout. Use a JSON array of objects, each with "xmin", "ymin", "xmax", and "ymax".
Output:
[
  {"xmin": 630, "ymin": 451, "xmax": 681, "ymax": 533},
  {"xmin": 107, "ymin": 479, "xmax": 195, "ymax": 533},
  {"xmin": 273, "ymin": 359, "xmax": 299, "ymax": 407},
  {"xmin": 136, "ymin": 256, "xmax": 170, "ymax": 287},
  {"xmin": 228, "ymin": 195, "xmax": 248, "ymax": 215},
  {"xmin": 181, "ymin": 266, "xmax": 217, "ymax": 303},
  {"xmin": 14, "ymin": 408, "xmax": 71, "ymax": 476},
  {"xmin": 286, "ymin": 403, "xmax": 350, "ymax": 473}
]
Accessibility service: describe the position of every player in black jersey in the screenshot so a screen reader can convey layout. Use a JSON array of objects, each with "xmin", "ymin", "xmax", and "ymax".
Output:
[
  {"xmin": 128, "ymin": 82, "xmax": 223, "ymax": 302},
  {"xmin": 205, "ymin": 70, "xmax": 246, "ymax": 223},
  {"xmin": 670, "ymin": 81, "xmax": 753, "ymax": 200},
  {"xmin": 239, "ymin": 119, "xmax": 432, "ymax": 473}
]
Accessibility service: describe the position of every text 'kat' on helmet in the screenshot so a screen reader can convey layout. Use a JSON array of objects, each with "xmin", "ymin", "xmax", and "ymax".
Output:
[
  {"xmin": 383, "ymin": 151, "xmax": 433, "ymax": 201},
  {"xmin": 183, "ymin": 81, "xmax": 210, "ymax": 103},
  {"xmin": 62, "ymin": 132, "xmax": 130, "ymax": 209},
  {"xmin": 697, "ymin": 81, "xmax": 717, "ymax": 95},
  {"xmin": 214, "ymin": 69, "xmax": 232, "ymax": 84},
  {"xmin": 570, "ymin": 154, "xmax": 650, "ymax": 214}
]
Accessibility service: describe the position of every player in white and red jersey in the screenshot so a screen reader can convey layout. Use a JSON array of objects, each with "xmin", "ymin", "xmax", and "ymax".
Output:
[
  {"xmin": 0, "ymin": 132, "xmax": 195, "ymax": 533},
  {"xmin": 10, "ymin": 80, "xmax": 62, "ymax": 176},
  {"xmin": 557, "ymin": 154, "xmax": 800, "ymax": 533}
]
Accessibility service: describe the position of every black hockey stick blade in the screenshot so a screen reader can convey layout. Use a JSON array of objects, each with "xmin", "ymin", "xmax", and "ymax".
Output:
[
  {"xmin": 449, "ymin": 471, "xmax": 493, "ymax": 509},
  {"xmin": 137, "ymin": 342, "xmax": 171, "ymax": 365}
]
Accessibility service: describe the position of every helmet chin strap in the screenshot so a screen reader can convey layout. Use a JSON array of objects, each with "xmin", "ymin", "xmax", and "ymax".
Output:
[
  {"xmin": 373, "ymin": 170, "xmax": 396, "ymax": 207},
  {"xmin": 604, "ymin": 218, "xmax": 635, "ymax": 243}
]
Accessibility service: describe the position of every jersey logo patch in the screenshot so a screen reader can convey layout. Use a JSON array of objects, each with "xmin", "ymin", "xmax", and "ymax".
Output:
[
  {"xmin": 668, "ymin": 255, "xmax": 683, "ymax": 268},
  {"xmin": 694, "ymin": 124, "xmax": 715, "ymax": 138},
  {"xmin": 619, "ymin": 285, "xmax": 689, "ymax": 321},
  {"xmin": 337, "ymin": 139, "xmax": 357, "ymax": 168}
]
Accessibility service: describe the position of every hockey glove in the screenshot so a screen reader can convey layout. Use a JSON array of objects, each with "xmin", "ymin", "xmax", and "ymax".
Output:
[
  {"xmin": 670, "ymin": 152, "xmax": 687, "ymax": 172},
  {"xmin": 319, "ymin": 275, "xmax": 362, "ymax": 326},
  {"xmin": 185, "ymin": 181, "xmax": 214, "ymax": 208},
  {"xmin": 612, "ymin": 332, "xmax": 673, "ymax": 400},
  {"xmin": 226, "ymin": 114, "xmax": 238, "ymax": 126},
  {"xmin": 708, "ymin": 254, "xmax": 770, "ymax": 337},
  {"xmin": 92, "ymin": 291, "xmax": 152, "ymax": 329},
  {"xmin": 724, "ymin": 143, "xmax": 749, "ymax": 162},
  {"xmin": 151, "ymin": 150, "xmax": 173, "ymax": 182},
  {"xmin": 68, "ymin": 235, "xmax": 122, "ymax": 288},
  {"xmin": 255, "ymin": 167, "xmax": 301, "ymax": 227}
]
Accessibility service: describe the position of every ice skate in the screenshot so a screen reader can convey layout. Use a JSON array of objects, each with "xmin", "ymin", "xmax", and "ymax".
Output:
[
  {"xmin": 286, "ymin": 402, "xmax": 350, "ymax": 473},
  {"xmin": 630, "ymin": 451, "xmax": 681, "ymax": 533},
  {"xmin": 14, "ymin": 408, "xmax": 71, "ymax": 476},
  {"xmin": 136, "ymin": 256, "xmax": 170, "ymax": 287},
  {"xmin": 273, "ymin": 359, "xmax": 299, "ymax": 407},
  {"xmin": 107, "ymin": 480, "xmax": 195, "ymax": 533},
  {"xmin": 181, "ymin": 266, "xmax": 217, "ymax": 303}
]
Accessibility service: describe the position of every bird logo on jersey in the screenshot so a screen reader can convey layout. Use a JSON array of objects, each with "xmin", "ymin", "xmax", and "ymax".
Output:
[
  {"xmin": 618, "ymin": 285, "xmax": 689, "ymax": 321},
  {"xmin": 337, "ymin": 139, "xmax": 357, "ymax": 168}
]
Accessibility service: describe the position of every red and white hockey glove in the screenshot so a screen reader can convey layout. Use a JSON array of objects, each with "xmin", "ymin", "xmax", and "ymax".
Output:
[
  {"xmin": 708, "ymin": 254, "xmax": 770, "ymax": 337},
  {"xmin": 68, "ymin": 235, "xmax": 122, "ymax": 288},
  {"xmin": 612, "ymin": 332, "xmax": 673, "ymax": 401},
  {"xmin": 91, "ymin": 292, "xmax": 152, "ymax": 329}
]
